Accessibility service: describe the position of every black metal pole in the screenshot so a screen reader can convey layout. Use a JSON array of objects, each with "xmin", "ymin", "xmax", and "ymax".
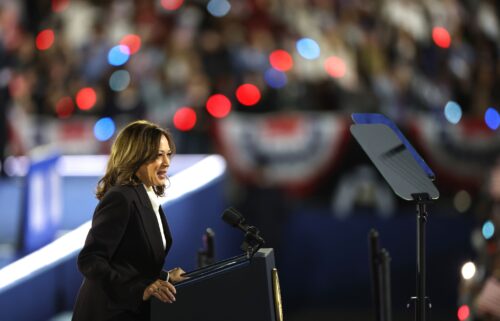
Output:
[
  {"xmin": 369, "ymin": 229, "xmax": 382, "ymax": 321},
  {"xmin": 380, "ymin": 248, "xmax": 392, "ymax": 321},
  {"xmin": 416, "ymin": 200, "xmax": 428, "ymax": 321}
]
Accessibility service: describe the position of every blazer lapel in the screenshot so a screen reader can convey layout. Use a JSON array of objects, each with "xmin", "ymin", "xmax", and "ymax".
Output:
[
  {"xmin": 159, "ymin": 205, "xmax": 172, "ymax": 253},
  {"xmin": 133, "ymin": 185, "xmax": 165, "ymax": 262}
]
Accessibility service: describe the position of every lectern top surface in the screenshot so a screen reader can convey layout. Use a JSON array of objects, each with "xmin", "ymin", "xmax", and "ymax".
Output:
[
  {"xmin": 352, "ymin": 113, "xmax": 435, "ymax": 180},
  {"xmin": 350, "ymin": 123, "xmax": 439, "ymax": 201}
]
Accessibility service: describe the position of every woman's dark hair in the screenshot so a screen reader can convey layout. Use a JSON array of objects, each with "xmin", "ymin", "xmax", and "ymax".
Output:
[{"xmin": 96, "ymin": 120, "xmax": 176, "ymax": 200}]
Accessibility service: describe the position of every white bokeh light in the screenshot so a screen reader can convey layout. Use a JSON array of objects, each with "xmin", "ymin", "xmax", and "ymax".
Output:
[{"xmin": 461, "ymin": 261, "xmax": 476, "ymax": 280}]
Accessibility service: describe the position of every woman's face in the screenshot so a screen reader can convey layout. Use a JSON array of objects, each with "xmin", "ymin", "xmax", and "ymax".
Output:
[{"xmin": 135, "ymin": 135, "xmax": 172, "ymax": 187}]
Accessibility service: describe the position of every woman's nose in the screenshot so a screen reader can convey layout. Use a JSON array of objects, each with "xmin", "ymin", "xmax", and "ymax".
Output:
[{"xmin": 163, "ymin": 155, "xmax": 170, "ymax": 165}]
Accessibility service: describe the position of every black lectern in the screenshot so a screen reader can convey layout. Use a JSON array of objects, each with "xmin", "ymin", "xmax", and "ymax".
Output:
[
  {"xmin": 351, "ymin": 121, "xmax": 439, "ymax": 321},
  {"xmin": 151, "ymin": 248, "xmax": 282, "ymax": 321}
]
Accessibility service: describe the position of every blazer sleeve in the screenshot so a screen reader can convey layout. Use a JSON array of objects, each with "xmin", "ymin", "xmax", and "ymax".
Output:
[{"xmin": 77, "ymin": 189, "xmax": 150, "ymax": 310}]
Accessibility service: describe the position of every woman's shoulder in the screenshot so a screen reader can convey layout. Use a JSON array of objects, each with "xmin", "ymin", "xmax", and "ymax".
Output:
[{"xmin": 103, "ymin": 184, "xmax": 142, "ymax": 201}]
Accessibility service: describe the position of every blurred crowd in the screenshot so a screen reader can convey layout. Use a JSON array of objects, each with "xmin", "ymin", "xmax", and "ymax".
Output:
[
  {"xmin": 0, "ymin": 0, "xmax": 498, "ymax": 157},
  {"xmin": 458, "ymin": 160, "xmax": 500, "ymax": 321}
]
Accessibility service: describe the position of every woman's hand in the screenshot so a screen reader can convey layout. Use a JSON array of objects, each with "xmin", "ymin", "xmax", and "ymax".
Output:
[
  {"xmin": 168, "ymin": 267, "xmax": 188, "ymax": 284},
  {"xmin": 143, "ymin": 279, "xmax": 177, "ymax": 303}
]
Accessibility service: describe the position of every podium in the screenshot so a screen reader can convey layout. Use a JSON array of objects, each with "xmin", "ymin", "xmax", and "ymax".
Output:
[{"xmin": 151, "ymin": 248, "xmax": 283, "ymax": 321}]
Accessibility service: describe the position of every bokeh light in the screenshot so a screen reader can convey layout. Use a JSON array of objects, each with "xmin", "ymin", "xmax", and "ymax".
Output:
[
  {"xmin": 269, "ymin": 50, "xmax": 293, "ymax": 72},
  {"xmin": 236, "ymin": 84, "xmax": 261, "ymax": 106},
  {"xmin": 482, "ymin": 220, "xmax": 495, "ymax": 240},
  {"xmin": 76, "ymin": 87, "xmax": 97, "ymax": 110},
  {"xmin": 206, "ymin": 94, "xmax": 231, "ymax": 118},
  {"xmin": 207, "ymin": 0, "xmax": 231, "ymax": 17},
  {"xmin": 107, "ymin": 45, "xmax": 130, "ymax": 66},
  {"xmin": 457, "ymin": 304, "xmax": 470, "ymax": 321},
  {"xmin": 453, "ymin": 190, "xmax": 471, "ymax": 213},
  {"xmin": 264, "ymin": 68, "xmax": 287, "ymax": 89},
  {"xmin": 55, "ymin": 96, "xmax": 74, "ymax": 119},
  {"xmin": 485, "ymin": 107, "xmax": 500, "ymax": 130},
  {"xmin": 36, "ymin": 29, "xmax": 55, "ymax": 51},
  {"xmin": 461, "ymin": 261, "xmax": 476, "ymax": 280},
  {"xmin": 161, "ymin": 0, "xmax": 184, "ymax": 11},
  {"xmin": 324, "ymin": 56, "xmax": 347, "ymax": 78},
  {"xmin": 119, "ymin": 34, "xmax": 142, "ymax": 55},
  {"xmin": 109, "ymin": 70, "xmax": 131, "ymax": 92},
  {"xmin": 296, "ymin": 38, "xmax": 321, "ymax": 60},
  {"xmin": 94, "ymin": 117, "xmax": 116, "ymax": 141},
  {"xmin": 444, "ymin": 101, "xmax": 462, "ymax": 124},
  {"xmin": 173, "ymin": 107, "xmax": 197, "ymax": 131},
  {"xmin": 51, "ymin": 0, "xmax": 70, "ymax": 13},
  {"xmin": 432, "ymin": 27, "xmax": 451, "ymax": 49}
]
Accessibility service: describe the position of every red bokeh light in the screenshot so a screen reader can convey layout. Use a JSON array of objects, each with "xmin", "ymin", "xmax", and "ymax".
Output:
[
  {"xmin": 36, "ymin": 29, "xmax": 55, "ymax": 51},
  {"xmin": 161, "ymin": 0, "xmax": 184, "ymax": 11},
  {"xmin": 76, "ymin": 87, "xmax": 97, "ymax": 110},
  {"xmin": 457, "ymin": 305, "xmax": 469, "ymax": 321},
  {"xmin": 432, "ymin": 27, "xmax": 451, "ymax": 49},
  {"xmin": 269, "ymin": 50, "xmax": 293, "ymax": 72},
  {"xmin": 173, "ymin": 107, "xmax": 197, "ymax": 131},
  {"xmin": 206, "ymin": 94, "xmax": 232, "ymax": 118},
  {"xmin": 55, "ymin": 96, "xmax": 74, "ymax": 118},
  {"xmin": 120, "ymin": 34, "xmax": 142, "ymax": 55},
  {"xmin": 236, "ymin": 84, "xmax": 261, "ymax": 106},
  {"xmin": 51, "ymin": 0, "xmax": 70, "ymax": 12},
  {"xmin": 324, "ymin": 56, "xmax": 347, "ymax": 78}
]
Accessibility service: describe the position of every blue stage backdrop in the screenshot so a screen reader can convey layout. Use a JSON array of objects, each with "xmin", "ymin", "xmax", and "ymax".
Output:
[{"xmin": 18, "ymin": 154, "xmax": 62, "ymax": 256}]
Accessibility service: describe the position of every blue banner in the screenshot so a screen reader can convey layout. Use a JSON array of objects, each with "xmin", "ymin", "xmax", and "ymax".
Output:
[{"xmin": 18, "ymin": 154, "xmax": 62, "ymax": 255}]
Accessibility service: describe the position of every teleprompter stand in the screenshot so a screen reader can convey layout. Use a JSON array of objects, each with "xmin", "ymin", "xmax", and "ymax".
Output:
[{"xmin": 351, "ymin": 122, "xmax": 439, "ymax": 321}]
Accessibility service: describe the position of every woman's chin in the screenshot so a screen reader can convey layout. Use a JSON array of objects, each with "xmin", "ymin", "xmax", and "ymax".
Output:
[{"xmin": 154, "ymin": 178, "xmax": 166, "ymax": 186}]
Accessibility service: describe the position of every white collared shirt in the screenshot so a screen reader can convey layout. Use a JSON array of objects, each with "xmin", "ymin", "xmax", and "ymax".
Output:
[{"xmin": 144, "ymin": 185, "xmax": 167, "ymax": 249}]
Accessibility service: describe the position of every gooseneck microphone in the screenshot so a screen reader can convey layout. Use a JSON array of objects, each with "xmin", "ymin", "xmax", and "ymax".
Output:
[
  {"xmin": 221, "ymin": 207, "xmax": 265, "ymax": 246},
  {"xmin": 222, "ymin": 207, "xmax": 245, "ymax": 228}
]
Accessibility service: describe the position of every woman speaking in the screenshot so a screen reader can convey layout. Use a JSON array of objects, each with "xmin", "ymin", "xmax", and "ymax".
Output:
[{"xmin": 72, "ymin": 120, "xmax": 186, "ymax": 321}]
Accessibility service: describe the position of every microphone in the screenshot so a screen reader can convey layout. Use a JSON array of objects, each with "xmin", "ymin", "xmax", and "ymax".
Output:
[
  {"xmin": 204, "ymin": 228, "xmax": 215, "ymax": 260},
  {"xmin": 222, "ymin": 207, "xmax": 246, "ymax": 229},
  {"xmin": 197, "ymin": 228, "xmax": 215, "ymax": 268},
  {"xmin": 221, "ymin": 207, "xmax": 265, "ymax": 245}
]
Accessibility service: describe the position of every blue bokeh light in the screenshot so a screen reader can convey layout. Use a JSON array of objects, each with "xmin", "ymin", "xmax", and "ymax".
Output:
[
  {"xmin": 207, "ymin": 0, "xmax": 231, "ymax": 17},
  {"xmin": 108, "ymin": 45, "xmax": 130, "ymax": 67},
  {"xmin": 94, "ymin": 117, "xmax": 116, "ymax": 141},
  {"xmin": 264, "ymin": 68, "xmax": 287, "ymax": 89},
  {"xmin": 485, "ymin": 107, "xmax": 500, "ymax": 130},
  {"xmin": 296, "ymin": 38, "xmax": 320, "ymax": 60},
  {"xmin": 444, "ymin": 101, "xmax": 462, "ymax": 124},
  {"xmin": 109, "ymin": 70, "xmax": 131, "ymax": 92},
  {"xmin": 482, "ymin": 220, "xmax": 495, "ymax": 240}
]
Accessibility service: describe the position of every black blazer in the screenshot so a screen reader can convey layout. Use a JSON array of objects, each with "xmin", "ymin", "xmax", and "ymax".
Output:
[{"xmin": 72, "ymin": 184, "xmax": 172, "ymax": 321}]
